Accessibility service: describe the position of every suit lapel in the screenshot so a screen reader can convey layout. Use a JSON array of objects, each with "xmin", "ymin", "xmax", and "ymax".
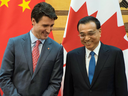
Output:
[
  {"xmin": 91, "ymin": 43, "xmax": 109, "ymax": 87},
  {"xmin": 21, "ymin": 32, "xmax": 33, "ymax": 76},
  {"xmin": 32, "ymin": 37, "xmax": 52, "ymax": 79},
  {"xmin": 76, "ymin": 47, "xmax": 90, "ymax": 88}
]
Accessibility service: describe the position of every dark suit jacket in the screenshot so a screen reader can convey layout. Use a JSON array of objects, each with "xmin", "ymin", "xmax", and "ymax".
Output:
[
  {"xmin": 63, "ymin": 43, "xmax": 128, "ymax": 96},
  {"xmin": 0, "ymin": 32, "xmax": 63, "ymax": 96}
]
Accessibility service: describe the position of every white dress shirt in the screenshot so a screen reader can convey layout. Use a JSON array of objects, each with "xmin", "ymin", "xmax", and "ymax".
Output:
[{"xmin": 85, "ymin": 41, "xmax": 101, "ymax": 75}]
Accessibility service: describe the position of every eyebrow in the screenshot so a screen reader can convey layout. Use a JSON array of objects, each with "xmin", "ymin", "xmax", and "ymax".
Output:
[
  {"xmin": 88, "ymin": 30, "xmax": 96, "ymax": 32},
  {"xmin": 42, "ymin": 24, "xmax": 54, "ymax": 26},
  {"xmin": 79, "ymin": 30, "xmax": 95, "ymax": 34},
  {"xmin": 79, "ymin": 32, "xmax": 84, "ymax": 34}
]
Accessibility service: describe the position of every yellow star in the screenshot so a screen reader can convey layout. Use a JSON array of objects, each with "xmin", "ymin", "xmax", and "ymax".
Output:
[
  {"xmin": 0, "ymin": 0, "xmax": 10, "ymax": 7},
  {"xmin": 18, "ymin": 0, "xmax": 31, "ymax": 12}
]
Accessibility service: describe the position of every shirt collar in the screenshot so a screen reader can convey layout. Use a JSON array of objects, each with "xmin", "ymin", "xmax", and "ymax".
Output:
[
  {"xmin": 85, "ymin": 41, "xmax": 101, "ymax": 58},
  {"xmin": 30, "ymin": 30, "xmax": 45, "ymax": 44}
]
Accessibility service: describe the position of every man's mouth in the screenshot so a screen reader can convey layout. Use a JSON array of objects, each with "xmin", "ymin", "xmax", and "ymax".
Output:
[{"xmin": 86, "ymin": 42, "xmax": 91, "ymax": 45}]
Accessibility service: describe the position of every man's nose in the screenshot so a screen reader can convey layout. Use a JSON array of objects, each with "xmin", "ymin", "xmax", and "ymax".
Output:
[
  {"xmin": 46, "ymin": 26, "xmax": 52, "ymax": 33},
  {"xmin": 84, "ymin": 35, "xmax": 90, "ymax": 40}
]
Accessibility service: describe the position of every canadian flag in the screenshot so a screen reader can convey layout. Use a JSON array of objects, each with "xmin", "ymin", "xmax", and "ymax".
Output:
[{"xmin": 61, "ymin": 0, "xmax": 128, "ymax": 95}]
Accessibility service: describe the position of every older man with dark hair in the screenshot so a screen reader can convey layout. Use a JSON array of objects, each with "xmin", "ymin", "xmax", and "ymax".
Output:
[{"xmin": 63, "ymin": 16, "xmax": 128, "ymax": 96}]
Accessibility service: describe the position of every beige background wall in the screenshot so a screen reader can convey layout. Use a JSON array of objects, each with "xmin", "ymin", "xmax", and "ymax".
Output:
[
  {"xmin": 45, "ymin": 0, "xmax": 70, "ymax": 44},
  {"xmin": 45, "ymin": 0, "xmax": 128, "ymax": 44},
  {"xmin": 121, "ymin": 8, "xmax": 128, "ymax": 37}
]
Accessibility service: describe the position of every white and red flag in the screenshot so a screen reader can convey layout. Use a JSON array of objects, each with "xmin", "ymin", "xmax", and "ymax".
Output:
[{"xmin": 62, "ymin": 0, "xmax": 128, "ymax": 95}]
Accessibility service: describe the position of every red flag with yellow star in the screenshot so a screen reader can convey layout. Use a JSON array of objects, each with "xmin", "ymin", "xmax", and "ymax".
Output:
[
  {"xmin": 0, "ymin": 0, "xmax": 55, "ymax": 95},
  {"xmin": 0, "ymin": 0, "xmax": 57, "ymax": 67},
  {"xmin": 0, "ymin": 0, "xmax": 55, "ymax": 67}
]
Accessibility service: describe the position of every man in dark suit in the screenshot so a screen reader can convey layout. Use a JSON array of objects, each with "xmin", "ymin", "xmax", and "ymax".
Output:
[
  {"xmin": 0, "ymin": 2, "xmax": 63, "ymax": 96},
  {"xmin": 63, "ymin": 16, "xmax": 128, "ymax": 96}
]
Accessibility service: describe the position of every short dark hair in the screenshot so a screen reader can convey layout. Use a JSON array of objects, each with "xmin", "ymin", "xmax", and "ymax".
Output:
[
  {"xmin": 31, "ymin": 2, "xmax": 58, "ymax": 23},
  {"xmin": 77, "ymin": 16, "xmax": 101, "ymax": 31}
]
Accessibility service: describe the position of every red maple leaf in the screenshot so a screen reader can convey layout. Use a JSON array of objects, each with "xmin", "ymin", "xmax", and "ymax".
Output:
[{"xmin": 100, "ymin": 13, "xmax": 128, "ymax": 50}]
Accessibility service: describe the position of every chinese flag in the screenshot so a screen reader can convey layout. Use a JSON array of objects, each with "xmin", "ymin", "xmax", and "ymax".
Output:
[
  {"xmin": 0, "ymin": 0, "xmax": 56, "ymax": 67},
  {"xmin": 62, "ymin": 0, "xmax": 128, "ymax": 95},
  {"xmin": 0, "ymin": 0, "xmax": 55, "ymax": 95}
]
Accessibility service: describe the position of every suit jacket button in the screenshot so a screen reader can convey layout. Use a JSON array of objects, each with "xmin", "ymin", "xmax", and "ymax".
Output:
[{"xmin": 90, "ymin": 90, "xmax": 92, "ymax": 92}]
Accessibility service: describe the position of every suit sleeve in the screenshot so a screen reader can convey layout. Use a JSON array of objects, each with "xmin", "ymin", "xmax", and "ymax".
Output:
[
  {"xmin": 63, "ymin": 52, "xmax": 74, "ymax": 96},
  {"xmin": 0, "ymin": 39, "xmax": 21, "ymax": 96},
  {"xmin": 42, "ymin": 46, "xmax": 63, "ymax": 96},
  {"xmin": 115, "ymin": 49, "xmax": 128, "ymax": 96}
]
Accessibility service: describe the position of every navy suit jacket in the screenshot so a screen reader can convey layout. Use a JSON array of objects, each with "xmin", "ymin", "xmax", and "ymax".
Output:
[
  {"xmin": 0, "ymin": 32, "xmax": 63, "ymax": 96},
  {"xmin": 63, "ymin": 43, "xmax": 128, "ymax": 96}
]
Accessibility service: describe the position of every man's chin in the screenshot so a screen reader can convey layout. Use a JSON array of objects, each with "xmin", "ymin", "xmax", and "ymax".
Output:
[
  {"xmin": 85, "ymin": 45, "xmax": 93, "ymax": 50},
  {"xmin": 84, "ymin": 44, "xmax": 92, "ymax": 47},
  {"xmin": 41, "ymin": 36, "xmax": 48, "ymax": 40}
]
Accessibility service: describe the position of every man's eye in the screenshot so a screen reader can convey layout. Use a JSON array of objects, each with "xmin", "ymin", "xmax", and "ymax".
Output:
[
  {"xmin": 51, "ymin": 24, "xmax": 54, "ymax": 27},
  {"xmin": 80, "ymin": 34, "xmax": 84, "ymax": 37},
  {"xmin": 88, "ymin": 32, "xmax": 95, "ymax": 36},
  {"xmin": 43, "ymin": 25, "xmax": 48, "ymax": 27}
]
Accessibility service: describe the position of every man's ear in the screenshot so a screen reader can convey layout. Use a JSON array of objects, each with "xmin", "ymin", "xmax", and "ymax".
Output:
[
  {"xmin": 99, "ymin": 28, "xmax": 101, "ymax": 37},
  {"xmin": 31, "ymin": 18, "xmax": 36, "ymax": 25},
  {"xmin": 99, "ymin": 28, "xmax": 101, "ymax": 32}
]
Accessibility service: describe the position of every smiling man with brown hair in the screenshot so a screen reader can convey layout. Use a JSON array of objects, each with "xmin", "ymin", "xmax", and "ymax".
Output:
[{"xmin": 0, "ymin": 2, "xmax": 63, "ymax": 96}]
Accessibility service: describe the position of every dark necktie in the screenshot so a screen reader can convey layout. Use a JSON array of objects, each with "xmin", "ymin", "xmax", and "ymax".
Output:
[
  {"xmin": 32, "ymin": 40, "xmax": 40, "ymax": 72},
  {"xmin": 89, "ymin": 51, "xmax": 95, "ymax": 84}
]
